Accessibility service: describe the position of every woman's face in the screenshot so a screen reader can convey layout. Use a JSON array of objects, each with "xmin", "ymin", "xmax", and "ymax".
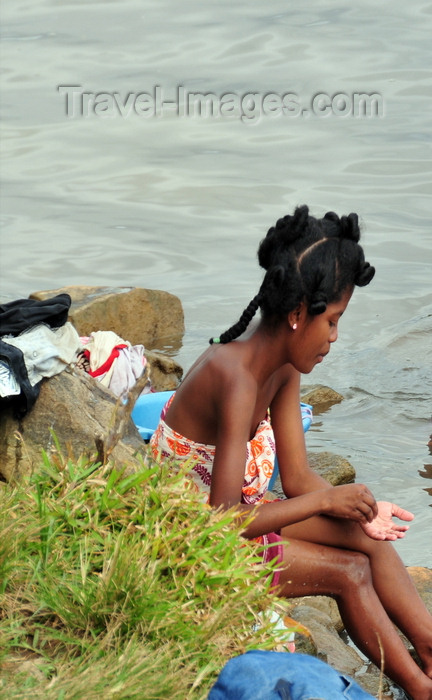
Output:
[{"xmin": 290, "ymin": 286, "xmax": 353, "ymax": 374}]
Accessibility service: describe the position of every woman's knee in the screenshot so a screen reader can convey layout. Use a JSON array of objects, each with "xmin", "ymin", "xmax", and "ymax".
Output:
[{"xmin": 341, "ymin": 551, "xmax": 372, "ymax": 589}]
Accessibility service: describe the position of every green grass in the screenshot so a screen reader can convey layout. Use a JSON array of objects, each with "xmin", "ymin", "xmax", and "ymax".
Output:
[{"xmin": 0, "ymin": 446, "xmax": 296, "ymax": 699}]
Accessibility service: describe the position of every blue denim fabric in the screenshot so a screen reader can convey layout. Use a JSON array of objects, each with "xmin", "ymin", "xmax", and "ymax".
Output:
[{"xmin": 208, "ymin": 651, "xmax": 374, "ymax": 700}]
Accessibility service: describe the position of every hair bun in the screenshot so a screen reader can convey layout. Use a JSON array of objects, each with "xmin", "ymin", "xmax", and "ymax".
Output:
[
  {"xmin": 356, "ymin": 261, "xmax": 375, "ymax": 287},
  {"xmin": 340, "ymin": 213, "xmax": 360, "ymax": 242},
  {"xmin": 290, "ymin": 205, "xmax": 310, "ymax": 237},
  {"xmin": 258, "ymin": 227, "xmax": 278, "ymax": 270},
  {"xmin": 268, "ymin": 264, "xmax": 285, "ymax": 288},
  {"xmin": 308, "ymin": 290, "xmax": 328, "ymax": 315},
  {"xmin": 324, "ymin": 211, "xmax": 360, "ymax": 242},
  {"xmin": 258, "ymin": 205, "xmax": 310, "ymax": 270}
]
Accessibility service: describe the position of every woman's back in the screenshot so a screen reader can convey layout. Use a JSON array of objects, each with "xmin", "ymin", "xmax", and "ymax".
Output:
[{"xmin": 163, "ymin": 326, "xmax": 296, "ymax": 446}]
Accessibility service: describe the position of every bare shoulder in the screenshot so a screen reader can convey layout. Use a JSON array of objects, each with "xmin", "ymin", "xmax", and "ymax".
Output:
[
  {"xmin": 166, "ymin": 344, "xmax": 257, "ymax": 443},
  {"xmin": 202, "ymin": 345, "xmax": 259, "ymax": 418},
  {"xmin": 186, "ymin": 343, "xmax": 256, "ymax": 392}
]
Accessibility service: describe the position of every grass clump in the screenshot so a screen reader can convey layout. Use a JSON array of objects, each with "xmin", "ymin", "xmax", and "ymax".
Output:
[{"xmin": 0, "ymin": 447, "xmax": 294, "ymax": 699}]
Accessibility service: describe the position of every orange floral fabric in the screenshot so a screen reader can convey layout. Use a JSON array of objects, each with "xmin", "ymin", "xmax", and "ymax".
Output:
[{"xmin": 149, "ymin": 396, "xmax": 276, "ymax": 505}]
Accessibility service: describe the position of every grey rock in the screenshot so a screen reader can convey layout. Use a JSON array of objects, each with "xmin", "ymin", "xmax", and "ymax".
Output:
[
  {"xmin": 290, "ymin": 604, "xmax": 363, "ymax": 676},
  {"xmin": 0, "ymin": 368, "xmax": 147, "ymax": 482},
  {"xmin": 290, "ymin": 595, "xmax": 344, "ymax": 634}
]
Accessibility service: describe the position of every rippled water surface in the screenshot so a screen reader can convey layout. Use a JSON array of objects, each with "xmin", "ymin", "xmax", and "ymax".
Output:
[{"xmin": 1, "ymin": 0, "xmax": 431, "ymax": 565}]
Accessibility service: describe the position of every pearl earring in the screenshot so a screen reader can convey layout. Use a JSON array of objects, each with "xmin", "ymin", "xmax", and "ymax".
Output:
[{"xmin": 292, "ymin": 323, "xmax": 297, "ymax": 330}]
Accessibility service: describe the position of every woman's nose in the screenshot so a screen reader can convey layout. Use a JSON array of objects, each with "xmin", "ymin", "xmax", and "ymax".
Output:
[{"xmin": 330, "ymin": 325, "xmax": 338, "ymax": 342}]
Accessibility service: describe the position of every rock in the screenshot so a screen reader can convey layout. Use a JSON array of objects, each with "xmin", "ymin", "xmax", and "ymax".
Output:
[
  {"xmin": 145, "ymin": 349, "xmax": 183, "ymax": 392},
  {"xmin": 407, "ymin": 566, "xmax": 432, "ymax": 613},
  {"xmin": 271, "ymin": 451, "xmax": 355, "ymax": 499},
  {"xmin": 0, "ymin": 368, "xmax": 147, "ymax": 482},
  {"xmin": 0, "ymin": 284, "xmax": 185, "ymax": 480},
  {"xmin": 308, "ymin": 451, "xmax": 356, "ymax": 485},
  {"xmin": 290, "ymin": 595, "xmax": 344, "ymax": 634},
  {"xmin": 30, "ymin": 285, "xmax": 185, "ymax": 352},
  {"xmin": 289, "ymin": 626, "xmax": 317, "ymax": 658},
  {"xmin": 355, "ymin": 667, "xmax": 394, "ymax": 700},
  {"xmin": 301, "ymin": 385, "xmax": 344, "ymax": 414},
  {"xmin": 290, "ymin": 604, "xmax": 364, "ymax": 676}
]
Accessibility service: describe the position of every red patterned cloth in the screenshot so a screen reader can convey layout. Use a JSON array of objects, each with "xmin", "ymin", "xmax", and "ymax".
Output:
[{"xmin": 150, "ymin": 394, "xmax": 276, "ymax": 505}]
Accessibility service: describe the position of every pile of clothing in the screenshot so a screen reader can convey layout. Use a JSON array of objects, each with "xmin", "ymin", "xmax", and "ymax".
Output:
[{"xmin": 0, "ymin": 294, "xmax": 151, "ymax": 419}]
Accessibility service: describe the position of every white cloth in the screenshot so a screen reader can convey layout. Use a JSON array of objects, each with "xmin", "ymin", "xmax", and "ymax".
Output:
[
  {"xmin": 108, "ymin": 344, "xmax": 150, "ymax": 399},
  {"xmin": 80, "ymin": 331, "xmax": 151, "ymax": 398},
  {"xmin": 2, "ymin": 322, "xmax": 82, "ymax": 386},
  {"xmin": 83, "ymin": 330, "xmax": 126, "ymax": 371}
]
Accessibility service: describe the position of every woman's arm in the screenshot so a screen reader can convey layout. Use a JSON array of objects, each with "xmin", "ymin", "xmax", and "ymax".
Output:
[
  {"xmin": 209, "ymin": 367, "xmax": 378, "ymax": 539},
  {"xmin": 231, "ymin": 483, "xmax": 380, "ymax": 539},
  {"xmin": 270, "ymin": 368, "xmax": 332, "ymax": 497}
]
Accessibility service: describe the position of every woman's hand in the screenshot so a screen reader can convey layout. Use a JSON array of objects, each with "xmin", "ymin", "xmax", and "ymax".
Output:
[
  {"xmin": 360, "ymin": 501, "xmax": 414, "ymax": 541},
  {"xmin": 321, "ymin": 483, "xmax": 378, "ymax": 522}
]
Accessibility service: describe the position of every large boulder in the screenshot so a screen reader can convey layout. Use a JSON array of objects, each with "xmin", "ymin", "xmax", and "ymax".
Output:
[
  {"xmin": 0, "ymin": 368, "xmax": 147, "ymax": 482},
  {"xmin": 30, "ymin": 285, "xmax": 185, "ymax": 351},
  {"xmin": 307, "ymin": 451, "xmax": 355, "ymax": 485}
]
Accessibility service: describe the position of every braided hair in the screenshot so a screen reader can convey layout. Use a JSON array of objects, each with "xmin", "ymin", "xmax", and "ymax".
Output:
[{"xmin": 209, "ymin": 205, "xmax": 375, "ymax": 344}]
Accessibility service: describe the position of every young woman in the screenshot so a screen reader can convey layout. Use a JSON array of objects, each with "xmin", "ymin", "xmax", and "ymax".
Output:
[{"xmin": 150, "ymin": 206, "xmax": 432, "ymax": 699}]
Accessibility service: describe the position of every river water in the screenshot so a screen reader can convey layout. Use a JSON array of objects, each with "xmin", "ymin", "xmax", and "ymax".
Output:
[{"xmin": 1, "ymin": 0, "xmax": 431, "ymax": 566}]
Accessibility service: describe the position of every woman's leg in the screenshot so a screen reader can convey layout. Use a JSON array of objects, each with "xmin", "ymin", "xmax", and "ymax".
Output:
[
  {"xmin": 281, "ymin": 515, "xmax": 432, "ymax": 678},
  {"xmin": 277, "ymin": 535, "xmax": 432, "ymax": 698}
]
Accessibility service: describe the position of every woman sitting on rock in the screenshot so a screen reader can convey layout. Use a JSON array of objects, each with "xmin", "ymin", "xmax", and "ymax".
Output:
[{"xmin": 150, "ymin": 205, "xmax": 432, "ymax": 700}]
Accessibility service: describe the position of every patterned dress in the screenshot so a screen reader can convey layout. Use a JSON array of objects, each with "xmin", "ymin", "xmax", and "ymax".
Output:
[{"xmin": 149, "ymin": 394, "xmax": 276, "ymax": 505}]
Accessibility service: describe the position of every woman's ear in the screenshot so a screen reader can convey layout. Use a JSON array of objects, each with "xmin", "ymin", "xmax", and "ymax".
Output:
[{"xmin": 288, "ymin": 303, "xmax": 305, "ymax": 330}]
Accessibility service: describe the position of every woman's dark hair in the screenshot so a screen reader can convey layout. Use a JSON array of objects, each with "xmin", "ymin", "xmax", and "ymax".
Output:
[{"xmin": 210, "ymin": 205, "xmax": 375, "ymax": 344}]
